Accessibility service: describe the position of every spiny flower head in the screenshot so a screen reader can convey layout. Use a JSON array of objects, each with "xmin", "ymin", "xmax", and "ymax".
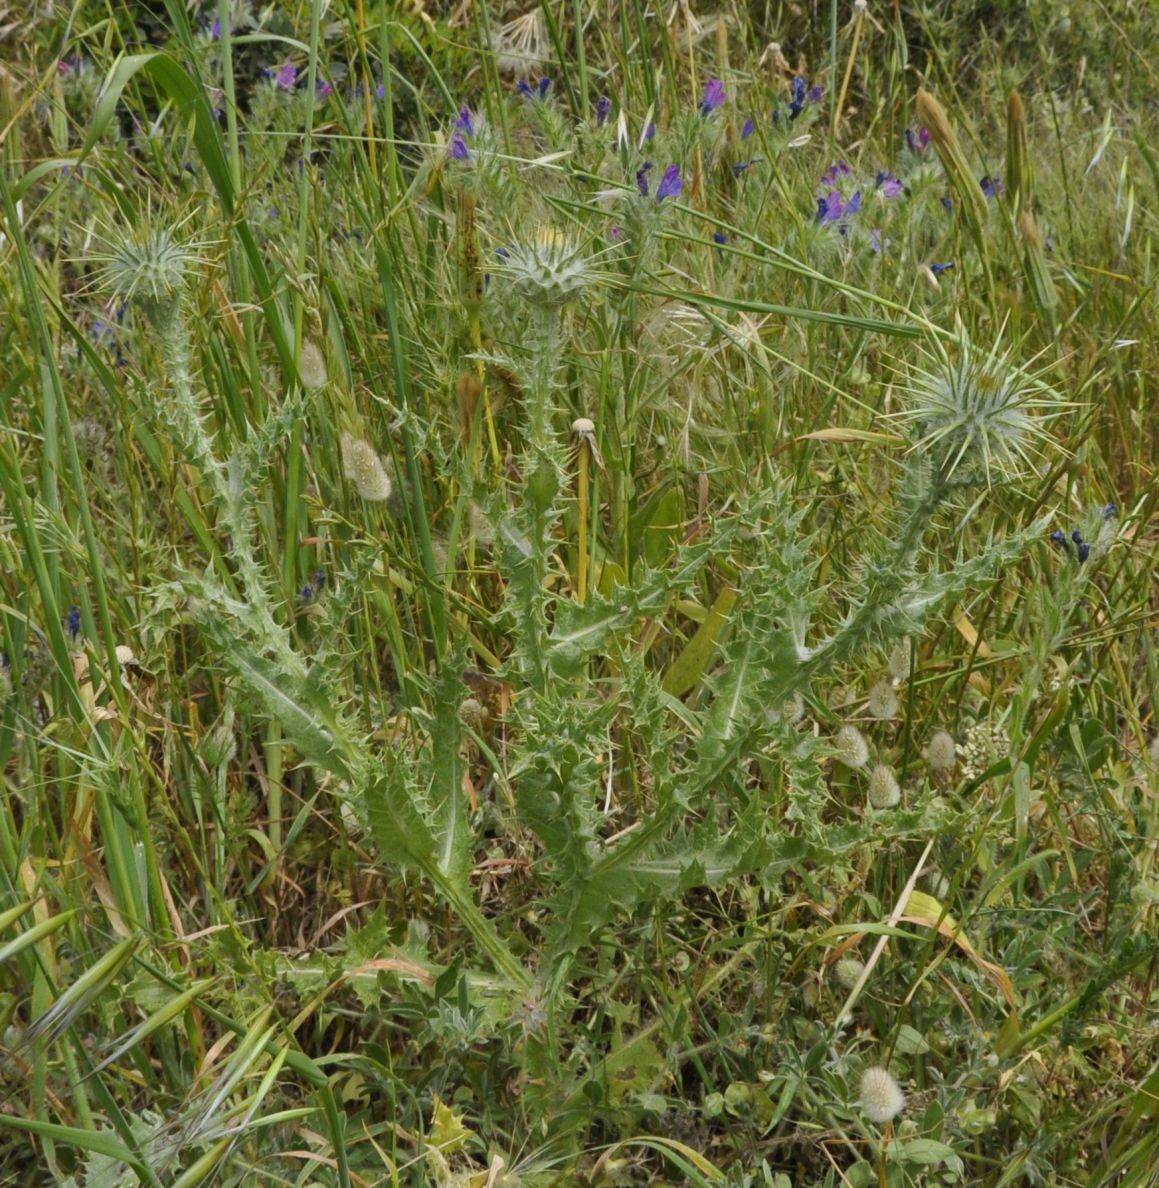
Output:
[
  {"xmin": 90, "ymin": 218, "xmax": 209, "ymax": 307},
  {"xmin": 894, "ymin": 332, "xmax": 1063, "ymax": 484},
  {"xmin": 500, "ymin": 229, "xmax": 598, "ymax": 307},
  {"xmin": 859, "ymin": 1066, "xmax": 906, "ymax": 1125}
]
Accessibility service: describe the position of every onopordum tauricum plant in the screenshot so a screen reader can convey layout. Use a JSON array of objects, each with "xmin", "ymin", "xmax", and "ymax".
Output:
[{"xmin": 93, "ymin": 110, "xmax": 1063, "ymax": 1123}]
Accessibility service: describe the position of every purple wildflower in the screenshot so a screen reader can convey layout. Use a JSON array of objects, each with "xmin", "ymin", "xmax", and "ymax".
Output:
[
  {"xmin": 316, "ymin": 80, "xmax": 333, "ymax": 100},
  {"xmin": 906, "ymin": 126, "xmax": 931, "ymax": 155},
  {"xmin": 816, "ymin": 191, "xmax": 844, "ymax": 224},
  {"xmin": 789, "ymin": 76, "xmax": 808, "ymax": 119},
  {"xmin": 821, "ymin": 161, "xmax": 851, "ymax": 186},
  {"xmin": 455, "ymin": 107, "xmax": 475, "ymax": 134},
  {"xmin": 869, "ymin": 229, "xmax": 891, "ymax": 254},
  {"xmin": 1102, "ymin": 502, "xmax": 1117, "ymax": 520},
  {"xmin": 210, "ymin": 16, "xmax": 222, "ymax": 39},
  {"xmin": 376, "ymin": 83, "xmax": 385, "ymax": 99},
  {"xmin": 635, "ymin": 161, "xmax": 653, "ymax": 196},
  {"xmin": 981, "ymin": 174, "xmax": 1003, "ymax": 198},
  {"xmin": 518, "ymin": 78, "xmax": 551, "ymax": 100},
  {"xmin": 700, "ymin": 78, "xmax": 726, "ymax": 115},
  {"xmin": 596, "ymin": 95, "xmax": 612, "ymax": 125},
  {"xmin": 450, "ymin": 132, "xmax": 470, "ymax": 160},
  {"xmin": 875, "ymin": 170, "xmax": 904, "ymax": 199},
  {"xmin": 808, "ymin": 84, "xmax": 824, "ymax": 104},
  {"xmin": 713, "ymin": 232, "xmax": 728, "ymax": 244},
  {"xmin": 929, "ymin": 261, "xmax": 954, "ymax": 276},
  {"xmin": 741, "ymin": 117, "xmax": 755, "ymax": 139},
  {"xmin": 275, "ymin": 62, "xmax": 297, "ymax": 90},
  {"xmin": 734, "ymin": 159, "xmax": 757, "ymax": 176},
  {"xmin": 644, "ymin": 120, "xmax": 656, "ymax": 142},
  {"xmin": 940, "ymin": 196, "xmax": 954, "ymax": 212},
  {"xmin": 67, "ymin": 606, "xmax": 81, "ymax": 641},
  {"xmin": 845, "ymin": 190, "xmax": 861, "ymax": 215},
  {"xmin": 656, "ymin": 164, "xmax": 683, "ymax": 200}
]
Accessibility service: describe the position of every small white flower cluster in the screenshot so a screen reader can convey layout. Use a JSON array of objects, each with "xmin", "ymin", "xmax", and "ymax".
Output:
[{"xmin": 959, "ymin": 720, "xmax": 1011, "ymax": 782}]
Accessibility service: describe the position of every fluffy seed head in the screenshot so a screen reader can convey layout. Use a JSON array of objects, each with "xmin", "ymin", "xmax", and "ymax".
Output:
[
  {"xmin": 867, "ymin": 764, "xmax": 901, "ymax": 809},
  {"xmin": 834, "ymin": 724, "xmax": 870, "ymax": 770},
  {"xmin": 298, "ymin": 340, "xmax": 328, "ymax": 389},
  {"xmin": 887, "ymin": 639, "xmax": 912, "ymax": 683},
  {"xmin": 926, "ymin": 730, "xmax": 957, "ymax": 771},
  {"xmin": 340, "ymin": 433, "xmax": 393, "ymax": 501},
  {"xmin": 835, "ymin": 957, "xmax": 865, "ymax": 989},
  {"xmin": 867, "ymin": 680, "xmax": 899, "ymax": 720},
  {"xmin": 859, "ymin": 1066, "xmax": 906, "ymax": 1125}
]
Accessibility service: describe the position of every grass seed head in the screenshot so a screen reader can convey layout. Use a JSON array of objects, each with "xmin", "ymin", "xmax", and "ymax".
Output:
[
  {"xmin": 867, "ymin": 680, "xmax": 899, "ymax": 720},
  {"xmin": 835, "ymin": 724, "xmax": 870, "ymax": 769},
  {"xmin": 340, "ymin": 433, "xmax": 393, "ymax": 502},
  {"xmin": 926, "ymin": 730, "xmax": 957, "ymax": 770},
  {"xmin": 867, "ymin": 763, "xmax": 901, "ymax": 809}
]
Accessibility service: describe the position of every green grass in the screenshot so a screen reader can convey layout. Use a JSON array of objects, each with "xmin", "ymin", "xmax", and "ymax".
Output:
[{"xmin": 0, "ymin": 1, "xmax": 1157, "ymax": 1185}]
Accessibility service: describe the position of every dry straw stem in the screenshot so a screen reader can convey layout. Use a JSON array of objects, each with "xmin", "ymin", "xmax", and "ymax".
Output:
[{"xmin": 916, "ymin": 89, "xmax": 988, "ymax": 234}]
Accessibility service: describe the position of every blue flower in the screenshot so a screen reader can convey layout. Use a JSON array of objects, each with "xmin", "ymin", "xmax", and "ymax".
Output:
[
  {"xmin": 67, "ymin": 606, "xmax": 81, "ymax": 642},
  {"xmin": 644, "ymin": 120, "xmax": 656, "ymax": 142},
  {"xmin": 788, "ymin": 76, "xmax": 821, "ymax": 120},
  {"xmin": 875, "ymin": 170, "xmax": 904, "ymax": 199},
  {"xmin": 929, "ymin": 261, "xmax": 954, "ymax": 276},
  {"xmin": 906, "ymin": 126, "xmax": 930, "ymax": 155},
  {"xmin": 596, "ymin": 95, "xmax": 612, "ymax": 125},
  {"xmin": 940, "ymin": 196, "xmax": 954, "ymax": 212},
  {"xmin": 275, "ymin": 62, "xmax": 297, "ymax": 90},
  {"xmin": 1078, "ymin": 542, "xmax": 1091, "ymax": 563},
  {"xmin": 1071, "ymin": 529, "xmax": 1084, "ymax": 546},
  {"xmin": 1049, "ymin": 529, "xmax": 1068, "ymax": 549},
  {"xmin": 981, "ymin": 174, "xmax": 1003, "ymax": 199},
  {"xmin": 733, "ymin": 159, "xmax": 759, "ymax": 176},
  {"xmin": 713, "ymin": 231, "xmax": 728, "ymax": 244},
  {"xmin": 741, "ymin": 117, "xmax": 755, "ymax": 139},
  {"xmin": 455, "ymin": 107, "xmax": 475, "ymax": 134},
  {"xmin": 635, "ymin": 161, "xmax": 653, "ymax": 196},
  {"xmin": 699, "ymin": 78, "xmax": 726, "ymax": 115},
  {"xmin": 1102, "ymin": 502, "xmax": 1117, "ymax": 520},
  {"xmin": 822, "ymin": 161, "xmax": 851, "ymax": 186},
  {"xmin": 816, "ymin": 190, "xmax": 843, "ymax": 223},
  {"xmin": 518, "ymin": 77, "xmax": 551, "ymax": 100},
  {"xmin": 450, "ymin": 132, "xmax": 470, "ymax": 160},
  {"xmin": 656, "ymin": 164, "xmax": 683, "ymax": 200}
]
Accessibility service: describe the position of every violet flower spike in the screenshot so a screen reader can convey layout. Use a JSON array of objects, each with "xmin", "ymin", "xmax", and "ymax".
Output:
[
  {"xmin": 741, "ymin": 117, "xmax": 755, "ymax": 139},
  {"xmin": 596, "ymin": 95, "xmax": 612, "ymax": 125},
  {"xmin": 635, "ymin": 161, "xmax": 653, "ymax": 197},
  {"xmin": 981, "ymin": 174, "xmax": 1003, "ymax": 199},
  {"xmin": 875, "ymin": 170, "xmax": 904, "ymax": 199},
  {"xmin": 656, "ymin": 164, "xmax": 683, "ymax": 200},
  {"xmin": 644, "ymin": 120, "xmax": 656, "ymax": 142},
  {"xmin": 455, "ymin": 107, "xmax": 475, "ymax": 134},
  {"xmin": 699, "ymin": 77, "xmax": 726, "ymax": 115},
  {"xmin": 275, "ymin": 62, "xmax": 297, "ymax": 90},
  {"xmin": 450, "ymin": 132, "xmax": 470, "ymax": 161}
]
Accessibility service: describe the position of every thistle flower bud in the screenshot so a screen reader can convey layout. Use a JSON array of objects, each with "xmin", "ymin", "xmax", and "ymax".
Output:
[
  {"xmin": 340, "ymin": 432, "xmax": 393, "ymax": 502},
  {"xmin": 867, "ymin": 680, "xmax": 899, "ymax": 720},
  {"xmin": 502, "ymin": 230, "xmax": 595, "ymax": 307},
  {"xmin": 834, "ymin": 724, "xmax": 870, "ymax": 770},
  {"xmin": 925, "ymin": 730, "xmax": 957, "ymax": 771},
  {"xmin": 859, "ymin": 1066, "xmax": 905, "ymax": 1125},
  {"xmin": 866, "ymin": 763, "xmax": 901, "ymax": 809}
]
